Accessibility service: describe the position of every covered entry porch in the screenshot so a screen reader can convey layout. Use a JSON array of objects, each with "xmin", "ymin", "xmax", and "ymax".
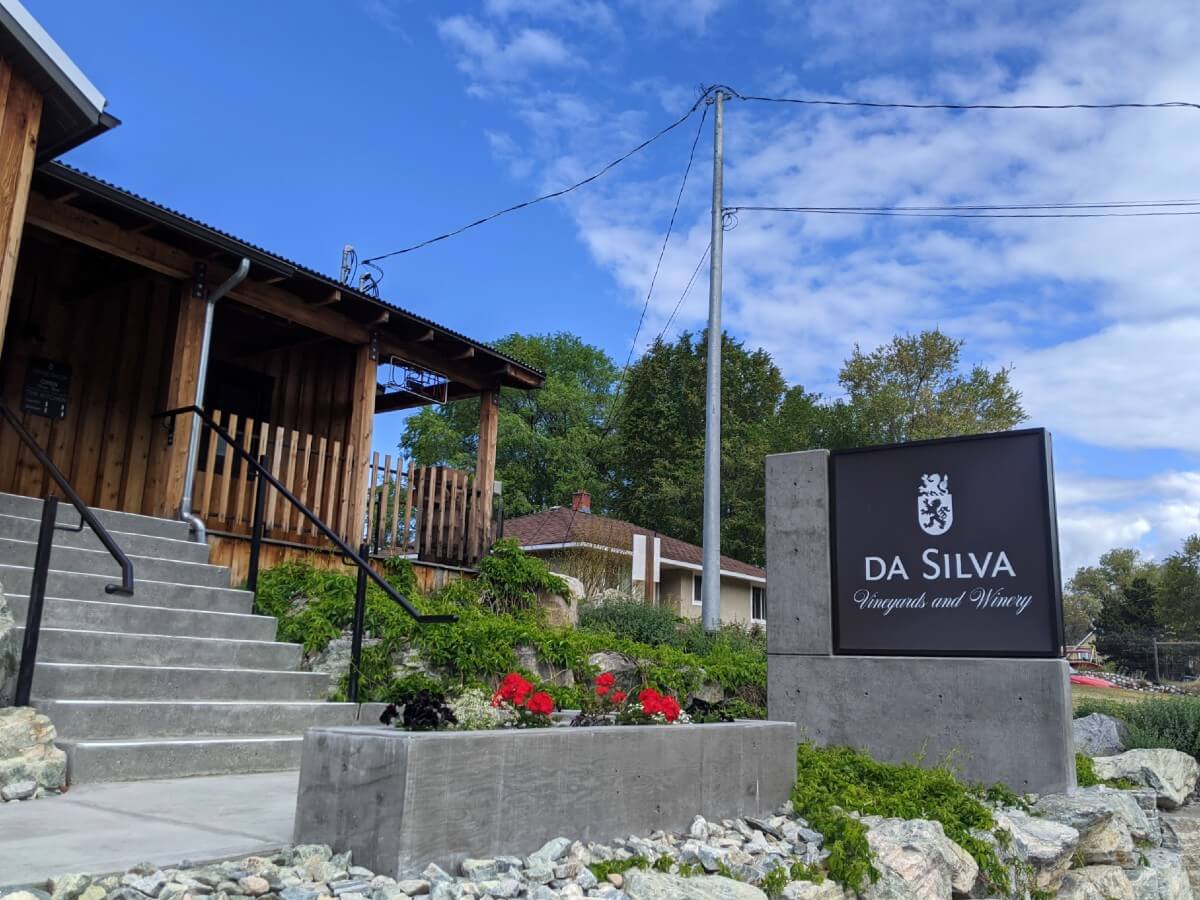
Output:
[{"xmin": 0, "ymin": 163, "xmax": 543, "ymax": 580}]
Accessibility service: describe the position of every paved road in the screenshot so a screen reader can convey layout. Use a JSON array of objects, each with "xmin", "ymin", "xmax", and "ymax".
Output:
[{"xmin": 0, "ymin": 771, "xmax": 298, "ymax": 888}]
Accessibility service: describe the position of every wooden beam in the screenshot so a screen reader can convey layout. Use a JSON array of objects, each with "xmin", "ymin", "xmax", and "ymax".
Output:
[
  {"xmin": 379, "ymin": 338, "xmax": 487, "ymax": 391},
  {"xmin": 155, "ymin": 281, "xmax": 208, "ymax": 517},
  {"xmin": 24, "ymin": 192, "xmax": 373, "ymax": 345},
  {"xmin": 308, "ymin": 288, "xmax": 342, "ymax": 306},
  {"xmin": 370, "ymin": 310, "xmax": 389, "ymax": 325},
  {"xmin": 0, "ymin": 62, "xmax": 43, "ymax": 352},
  {"xmin": 475, "ymin": 388, "xmax": 500, "ymax": 555},
  {"xmin": 345, "ymin": 342, "xmax": 378, "ymax": 543},
  {"xmin": 53, "ymin": 189, "xmax": 79, "ymax": 204},
  {"xmin": 452, "ymin": 347, "xmax": 475, "ymax": 360},
  {"xmin": 264, "ymin": 274, "xmax": 288, "ymax": 285}
]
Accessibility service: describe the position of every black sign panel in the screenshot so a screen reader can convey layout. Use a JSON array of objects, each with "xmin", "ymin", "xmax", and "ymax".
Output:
[
  {"xmin": 21, "ymin": 358, "xmax": 71, "ymax": 420},
  {"xmin": 829, "ymin": 428, "xmax": 1063, "ymax": 658}
]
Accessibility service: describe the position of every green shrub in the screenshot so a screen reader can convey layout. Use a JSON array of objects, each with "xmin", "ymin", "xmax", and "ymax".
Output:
[
  {"xmin": 476, "ymin": 538, "xmax": 568, "ymax": 613},
  {"xmin": 792, "ymin": 744, "xmax": 1011, "ymax": 893},
  {"xmin": 1076, "ymin": 695, "xmax": 1200, "ymax": 758},
  {"xmin": 1076, "ymin": 752, "xmax": 1100, "ymax": 787},
  {"xmin": 578, "ymin": 600, "xmax": 682, "ymax": 646}
]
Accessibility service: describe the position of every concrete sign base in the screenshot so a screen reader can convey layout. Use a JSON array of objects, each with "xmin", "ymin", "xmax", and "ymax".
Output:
[
  {"xmin": 766, "ymin": 449, "xmax": 1075, "ymax": 795},
  {"xmin": 768, "ymin": 654, "xmax": 1074, "ymax": 793}
]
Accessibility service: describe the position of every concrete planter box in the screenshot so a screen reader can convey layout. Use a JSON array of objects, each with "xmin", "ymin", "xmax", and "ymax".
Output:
[{"xmin": 293, "ymin": 721, "xmax": 797, "ymax": 877}]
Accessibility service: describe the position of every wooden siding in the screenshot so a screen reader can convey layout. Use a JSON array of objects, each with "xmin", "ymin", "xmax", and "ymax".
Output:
[
  {"xmin": 0, "ymin": 59, "xmax": 42, "ymax": 351},
  {"xmin": 0, "ymin": 241, "xmax": 178, "ymax": 513}
]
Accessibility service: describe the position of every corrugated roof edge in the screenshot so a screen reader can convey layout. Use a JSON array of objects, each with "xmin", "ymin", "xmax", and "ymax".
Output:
[{"xmin": 38, "ymin": 161, "xmax": 545, "ymax": 379}]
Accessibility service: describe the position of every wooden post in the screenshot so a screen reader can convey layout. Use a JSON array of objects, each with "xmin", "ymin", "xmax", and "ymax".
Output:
[
  {"xmin": 154, "ymin": 282, "xmax": 208, "ymax": 517},
  {"xmin": 0, "ymin": 60, "xmax": 42, "ymax": 355},
  {"xmin": 345, "ymin": 338, "xmax": 378, "ymax": 543},
  {"xmin": 474, "ymin": 388, "xmax": 500, "ymax": 560}
]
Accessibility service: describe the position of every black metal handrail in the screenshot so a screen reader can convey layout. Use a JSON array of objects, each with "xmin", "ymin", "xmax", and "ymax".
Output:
[
  {"xmin": 1, "ymin": 403, "xmax": 135, "ymax": 707},
  {"xmin": 0, "ymin": 404, "xmax": 134, "ymax": 597},
  {"xmin": 153, "ymin": 405, "xmax": 455, "ymax": 629}
]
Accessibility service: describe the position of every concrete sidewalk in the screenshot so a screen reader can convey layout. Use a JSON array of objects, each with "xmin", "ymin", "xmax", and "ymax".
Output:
[{"xmin": 0, "ymin": 771, "xmax": 298, "ymax": 888}]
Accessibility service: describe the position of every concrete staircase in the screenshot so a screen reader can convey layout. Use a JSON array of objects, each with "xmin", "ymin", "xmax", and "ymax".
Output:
[{"xmin": 3, "ymin": 491, "xmax": 366, "ymax": 784}]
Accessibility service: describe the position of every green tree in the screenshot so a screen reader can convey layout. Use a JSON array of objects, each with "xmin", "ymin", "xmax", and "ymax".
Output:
[
  {"xmin": 611, "ymin": 331, "xmax": 784, "ymax": 566},
  {"xmin": 400, "ymin": 333, "xmax": 617, "ymax": 517},
  {"xmin": 1086, "ymin": 548, "xmax": 1163, "ymax": 674},
  {"xmin": 836, "ymin": 330, "xmax": 1026, "ymax": 445},
  {"xmin": 1157, "ymin": 535, "xmax": 1200, "ymax": 638}
]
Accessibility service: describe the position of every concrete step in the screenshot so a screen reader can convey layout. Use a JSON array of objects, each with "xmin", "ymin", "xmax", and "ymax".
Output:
[
  {"xmin": 0, "ymin": 537, "xmax": 229, "ymax": 587},
  {"xmin": 0, "ymin": 564, "xmax": 252, "ymax": 613},
  {"xmin": 7, "ymin": 595, "xmax": 278, "ymax": 641},
  {"xmin": 59, "ymin": 735, "xmax": 308, "ymax": 784},
  {"xmin": 0, "ymin": 512, "xmax": 211, "ymax": 563},
  {"xmin": 20, "ymin": 627, "xmax": 302, "ymax": 671},
  {"xmin": 37, "ymin": 699, "xmax": 360, "ymax": 739},
  {"xmin": 0, "ymin": 492, "xmax": 192, "ymax": 541},
  {"xmin": 32, "ymin": 662, "xmax": 331, "ymax": 701}
]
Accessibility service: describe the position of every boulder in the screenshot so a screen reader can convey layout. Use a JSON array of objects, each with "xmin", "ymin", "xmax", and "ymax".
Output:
[
  {"xmin": 1057, "ymin": 865, "xmax": 1135, "ymax": 900},
  {"xmin": 0, "ymin": 586, "xmax": 15, "ymax": 705},
  {"xmin": 0, "ymin": 706, "xmax": 66, "ymax": 794},
  {"xmin": 623, "ymin": 869, "xmax": 766, "ymax": 899},
  {"xmin": 514, "ymin": 646, "xmax": 574, "ymax": 688},
  {"xmin": 537, "ymin": 573, "xmax": 583, "ymax": 627},
  {"xmin": 780, "ymin": 881, "xmax": 849, "ymax": 900},
  {"xmin": 1074, "ymin": 713, "xmax": 1130, "ymax": 757},
  {"xmin": 1033, "ymin": 786, "xmax": 1152, "ymax": 865},
  {"xmin": 587, "ymin": 650, "xmax": 641, "ymax": 692},
  {"xmin": 862, "ymin": 817, "xmax": 978, "ymax": 900},
  {"xmin": 992, "ymin": 809, "xmax": 1079, "ymax": 892},
  {"xmin": 860, "ymin": 867, "xmax": 923, "ymax": 900},
  {"xmin": 1127, "ymin": 849, "xmax": 1194, "ymax": 900},
  {"xmin": 1094, "ymin": 750, "xmax": 1200, "ymax": 809}
]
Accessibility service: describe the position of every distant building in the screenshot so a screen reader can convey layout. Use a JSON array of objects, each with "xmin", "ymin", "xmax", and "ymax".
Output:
[{"xmin": 505, "ymin": 491, "xmax": 767, "ymax": 627}]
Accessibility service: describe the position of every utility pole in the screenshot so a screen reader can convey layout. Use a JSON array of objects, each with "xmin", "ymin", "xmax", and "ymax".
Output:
[{"xmin": 701, "ymin": 89, "xmax": 726, "ymax": 632}]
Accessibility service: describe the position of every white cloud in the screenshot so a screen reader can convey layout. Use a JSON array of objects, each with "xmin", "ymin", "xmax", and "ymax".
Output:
[{"xmin": 437, "ymin": 15, "xmax": 581, "ymax": 89}]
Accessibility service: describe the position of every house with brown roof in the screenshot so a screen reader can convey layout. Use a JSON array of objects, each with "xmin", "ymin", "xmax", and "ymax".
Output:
[{"xmin": 504, "ymin": 491, "xmax": 767, "ymax": 628}]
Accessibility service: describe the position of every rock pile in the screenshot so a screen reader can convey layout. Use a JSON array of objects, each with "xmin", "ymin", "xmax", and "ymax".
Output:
[
  {"xmin": 4, "ymin": 747, "xmax": 1198, "ymax": 899},
  {"xmin": 0, "ymin": 706, "xmax": 66, "ymax": 803}
]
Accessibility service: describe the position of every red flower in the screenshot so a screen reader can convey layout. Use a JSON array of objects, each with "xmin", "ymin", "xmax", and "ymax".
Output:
[
  {"xmin": 611, "ymin": 690, "xmax": 627, "ymax": 704},
  {"xmin": 595, "ymin": 672, "xmax": 616, "ymax": 696},
  {"xmin": 638, "ymin": 688, "xmax": 663, "ymax": 716},
  {"xmin": 496, "ymin": 672, "xmax": 534, "ymax": 707},
  {"xmin": 659, "ymin": 695, "xmax": 681, "ymax": 723},
  {"xmin": 526, "ymin": 691, "xmax": 555, "ymax": 716}
]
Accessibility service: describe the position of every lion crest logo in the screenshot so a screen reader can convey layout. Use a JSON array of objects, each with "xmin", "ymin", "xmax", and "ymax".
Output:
[{"xmin": 918, "ymin": 474, "xmax": 953, "ymax": 536}]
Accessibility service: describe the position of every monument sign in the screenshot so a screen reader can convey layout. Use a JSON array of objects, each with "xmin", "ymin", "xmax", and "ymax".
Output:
[
  {"xmin": 765, "ymin": 428, "xmax": 1075, "ymax": 794},
  {"xmin": 829, "ymin": 429, "xmax": 1062, "ymax": 657}
]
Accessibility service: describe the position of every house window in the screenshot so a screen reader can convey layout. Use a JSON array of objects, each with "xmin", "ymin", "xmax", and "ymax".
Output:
[
  {"xmin": 692, "ymin": 574, "xmax": 703, "ymax": 606},
  {"xmin": 752, "ymin": 586, "xmax": 766, "ymax": 623}
]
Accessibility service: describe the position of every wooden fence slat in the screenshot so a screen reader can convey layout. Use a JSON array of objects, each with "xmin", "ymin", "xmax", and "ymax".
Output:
[
  {"xmin": 379, "ymin": 453, "xmax": 391, "ymax": 548},
  {"xmin": 266, "ymin": 425, "xmax": 284, "ymax": 529},
  {"xmin": 389, "ymin": 456, "xmax": 402, "ymax": 551},
  {"xmin": 325, "ymin": 441, "xmax": 342, "ymax": 534},
  {"xmin": 436, "ymin": 467, "xmax": 450, "ymax": 563},
  {"xmin": 297, "ymin": 432, "xmax": 315, "ymax": 530},
  {"xmin": 311, "ymin": 437, "xmax": 328, "ymax": 535},
  {"xmin": 199, "ymin": 410, "xmax": 222, "ymax": 519},
  {"xmin": 402, "ymin": 460, "xmax": 415, "ymax": 554},
  {"xmin": 337, "ymin": 448, "xmax": 354, "ymax": 541},
  {"xmin": 422, "ymin": 466, "xmax": 436, "ymax": 558},
  {"xmin": 215, "ymin": 413, "xmax": 238, "ymax": 525},
  {"xmin": 368, "ymin": 452, "xmax": 381, "ymax": 546},
  {"xmin": 281, "ymin": 428, "xmax": 300, "ymax": 534},
  {"xmin": 233, "ymin": 416, "xmax": 256, "ymax": 530}
]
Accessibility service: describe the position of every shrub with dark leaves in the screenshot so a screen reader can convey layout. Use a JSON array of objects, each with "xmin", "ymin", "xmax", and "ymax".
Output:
[{"xmin": 393, "ymin": 690, "xmax": 458, "ymax": 731}]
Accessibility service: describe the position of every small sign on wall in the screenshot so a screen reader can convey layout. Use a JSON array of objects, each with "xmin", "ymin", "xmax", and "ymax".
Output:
[
  {"xmin": 829, "ymin": 428, "xmax": 1063, "ymax": 658},
  {"xmin": 22, "ymin": 358, "xmax": 71, "ymax": 421}
]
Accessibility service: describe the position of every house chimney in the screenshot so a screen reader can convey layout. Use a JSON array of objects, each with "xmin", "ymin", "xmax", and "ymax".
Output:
[{"xmin": 571, "ymin": 490, "xmax": 591, "ymax": 514}]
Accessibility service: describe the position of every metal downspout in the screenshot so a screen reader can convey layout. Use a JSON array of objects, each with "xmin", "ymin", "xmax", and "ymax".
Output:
[{"xmin": 179, "ymin": 258, "xmax": 250, "ymax": 542}]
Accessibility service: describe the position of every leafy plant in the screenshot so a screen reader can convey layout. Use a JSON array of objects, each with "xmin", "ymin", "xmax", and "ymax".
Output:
[
  {"xmin": 1076, "ymin": 695, "xmax": 1200, "ymax": 758},
  {"xmin": 792, "ymin": 743, "xmax": 1011, "ymax": 893},
  {"xmin": 579, "ymin": 600, "xmax": 683, "ymax": 647},
  {"xmin": 476, "ymin": 538, "xmax": 569, "ymax": 614},
  {"xmin": 400, "ymin": 690, "xmax": 457, "ymax": 731}
]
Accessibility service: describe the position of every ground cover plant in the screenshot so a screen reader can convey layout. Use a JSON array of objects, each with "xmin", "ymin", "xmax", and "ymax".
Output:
[
  {"xmin": 1075, "ymin": 694, "xmax": 1200, "ymax": 758},
  {"xmin": 252, "ymin": 541, "xmax": 766, "ymax": 712},
  {"xmin": 791, "ymin": 743, "xmax": 1018, "ymax": 893}
]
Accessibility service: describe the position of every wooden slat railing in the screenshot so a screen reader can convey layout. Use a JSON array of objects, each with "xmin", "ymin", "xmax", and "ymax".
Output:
[
  {"xmin": 365, "ymin": 459, "xmax": 494, "ymax": 567},
  {"xmin": 192, "ymin": 409, "xmax": 360, "ymax": 544}
]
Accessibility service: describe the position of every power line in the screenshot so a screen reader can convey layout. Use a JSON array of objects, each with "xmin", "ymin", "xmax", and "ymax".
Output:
[
  {"xmin": 726, "ymin": 205, "xmax": 1200, "ymax": 219},
  {"xmin": 733, "ymin": 90, "xmax": 1200, "ymax": 112},
  {"xmin": 660, "ymin": 243, "xmax": 711, "ymax": 339},
  {"xmin": 612, "ymin": 104, "xmax": 709, "ymax": 403},
  {"xmin": 362, "ymin": 90, "xmax": 716, "ymax": 264}
]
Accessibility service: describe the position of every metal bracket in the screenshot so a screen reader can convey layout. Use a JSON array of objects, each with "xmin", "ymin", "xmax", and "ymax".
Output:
[
  {"xmin": 164, "ymin": 414, "xmax": 176, "ymax": 446},
  {"xmin": 368, "ymin": 330, "xmax": 379, "ymax": 362},
  {"xmin": 191, "ymin": 261, "xmax": 209, "ymax": 300}
]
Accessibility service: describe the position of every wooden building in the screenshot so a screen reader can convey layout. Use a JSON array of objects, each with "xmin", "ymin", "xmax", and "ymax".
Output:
[{"xmin": 0, "ymin": 19, "xmax": 543, "ymax": 583}]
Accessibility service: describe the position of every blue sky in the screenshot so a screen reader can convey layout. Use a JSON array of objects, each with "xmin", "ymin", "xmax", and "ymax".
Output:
[{"xmin": 34, "ymin": 0, "xmax": 1200, "ymax": 575}]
